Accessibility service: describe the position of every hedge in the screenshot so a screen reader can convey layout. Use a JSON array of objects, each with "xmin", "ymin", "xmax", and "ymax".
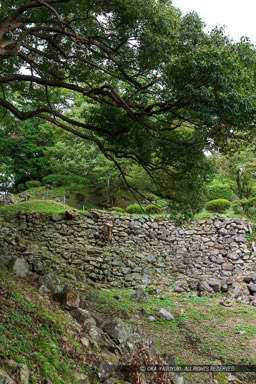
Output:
[
  {"xmin": 126, "ymin": 203, "xmax": 145, "ymax": 214},
  {"xmin": 25, "ymin": 180, "xmax": 41, "ymax": 189},
  {"xmin": 144, "ymin": 204, "xmax": 163, "ymax": 214},
  {"xmin": 205, "ymin": 199, "xmax": 231, "ymax": 213}
]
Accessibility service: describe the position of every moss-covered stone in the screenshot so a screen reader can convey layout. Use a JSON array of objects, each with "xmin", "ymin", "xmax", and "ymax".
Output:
[{"xmin": 213, "ymin": 372, "xmax": 229, "ymax": 384}]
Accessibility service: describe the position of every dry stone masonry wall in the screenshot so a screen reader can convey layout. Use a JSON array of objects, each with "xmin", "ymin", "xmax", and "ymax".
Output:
[{"xmin": 1, "ymin": 210, "xmax": 256, "ymax": 304}]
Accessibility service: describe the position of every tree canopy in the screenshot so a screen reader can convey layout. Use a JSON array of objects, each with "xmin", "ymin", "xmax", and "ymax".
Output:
[
  {"xmin": 0, "ymin": 118, "xmax": 53, "ymax": 188},
  {"xmin": 1, "ymin": 0, "xmax": 256, "ymax": 216}
]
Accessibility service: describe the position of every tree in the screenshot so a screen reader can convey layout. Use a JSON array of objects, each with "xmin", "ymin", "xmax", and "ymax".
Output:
[
  {"xmin": 46, "ymin": 127, "xmax": 130, "ymax": 206},
  {"xmin": 0, "ymin": 118, "xmax": 53, "ymax": 189},
  {"xmin": 214, "ymin": 142, "xmax": 256, "ymax": 200},
  {"xmin": 1, "ymin": 0, "xmax": 256, "ymax": 217}
]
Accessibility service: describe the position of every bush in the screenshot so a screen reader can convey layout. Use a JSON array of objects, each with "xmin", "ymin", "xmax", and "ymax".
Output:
[
  {"xmin": 207, "ymin": 182, "xmax": 233, "ymax": 201},
  {"xmin": 232, "ymin": 201, "xmax": 243, "ymax": 215},
  {"xmin": 239, "ymin": 197, "xmax": 256, "ymax": 217},
  {"xmin": 205, "ymin": 199, "xmax": 231, "ymax": 213},
  {"xmin": 144, "ymin": 204, "xmax": 163, "ymax": 214},
  {"xmin": 126, "ymin": 203, "xmax": 145, "ymax": 214},
  {"xmin": 42, "ymin": 174, "xmax": 84, "ymax": 186},
  {"xmin": 25, "ymin": 180, "xmax": 41, "ymax": 189}
]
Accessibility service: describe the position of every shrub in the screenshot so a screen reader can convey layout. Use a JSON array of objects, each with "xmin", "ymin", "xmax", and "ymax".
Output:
[
  {"xmin": 239, "ymin": 197, "xmax": 256, "ymax": 217},
  {"xmin": 232, "ymin": 201, "xmax": 242, "ymax": 215},
  {"xmin": 126, "ymin": 203, "xmax": 145, "ymax": 214},
  {"xmin": 25, "ymin": 180, "xmax": 41, "ymax": 189},
  {"xmin": 42, "ymin": 174, "xmax": 84, "ymax": 186},
  {"xmin": 207, "ymin": 182, "xmax": 233, "ymax": 201},
  {"xmin": 205, "ymin": 199, "xmax": 231, "ymax": 213},
  {"xmin": 144, "ymin": 204, "xmax": 163, "ymax": 214}
]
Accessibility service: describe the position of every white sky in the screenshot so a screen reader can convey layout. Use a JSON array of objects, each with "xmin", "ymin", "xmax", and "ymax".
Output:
[{"xmin": 172, "ymin": 0, "xmax": 256, "ymax": 45}]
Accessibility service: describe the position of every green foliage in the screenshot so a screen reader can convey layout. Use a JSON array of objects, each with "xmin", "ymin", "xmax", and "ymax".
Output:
[
  {"xmin": 144, "ymin": 204, "xmax": 163, "ymax": 214},
  {"xmin": 74, "ymin": 192, "xmax": 86, "ymax": 203},
  {"xmin": 25, "ymin": 180, "xmax": 41, "ymax": 189},
  {"xmin": 0, "ymin": 163, "xmax": 13, "ymax": 193},
  {"xmin": 46, "ymin": 128, "xmax": 130, "ymax": 206},
  {"xmin": 231, "ymin": 201, "xmax": 243, "ymax": 215},
  {"xmin": 1, "ymin": 0, "xmax": 256, "ymax": 217},
  {"xmin": 128, "ymin": 165, "xmax": 155, "ymax": 193},
  {"xmin": 205, "ymin": 199, "xmax": 231, "ymax": 213},
  {"xmin": 149, "ymin": 151, "xmax": 215, "ymax": 220},
  {"xmin": 207, "ymin": 182, "xmax": 233, "ymax": 201},
  {"xmin": 17, "ymin": 184, "xmax": 25, "ymax": 193},
  {"xmin": 126, "ymin": 203, "xmax": 145, "ymax": 214},
  {"xmin": 239, "ymin": 197, "xmax": 256, "ymax": 217},
  {"xmin": 42, "ymin": 174, "xmax": 84, "ymax": 187},
  {"xmin": 214, "ymin": 142, "xmax": 256, "ymax": 200},
  {"xmin": 0, "ymin": 119, "xmax": 53, "ymax": 189}
]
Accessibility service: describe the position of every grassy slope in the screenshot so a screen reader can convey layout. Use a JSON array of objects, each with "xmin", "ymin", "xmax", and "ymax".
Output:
[
  {"xmin": 0, "ymin": 271, "xmax": 100, "ymax": 384},
  {"xmin": 1, "ymin": 264, "xmax": 256, "ymax": 383}
]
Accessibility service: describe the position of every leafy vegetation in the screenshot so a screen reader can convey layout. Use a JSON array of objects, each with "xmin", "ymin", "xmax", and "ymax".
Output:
[
  {"xmin": 0, "ymin": 119, "xmax": 53, "ymax": 188},
  {"xmin": 207, "ymin": 181, "xmax": 234, "ymax": 201},
  {"xmin": 1, "ymin": 0, "xmax": 256, "ymax": 217},
  {"xmin": 205, "ymin": 199, "xmax": 231, "ymax": 213},
  {"xmin": 25, "ymin": 180, "xmax": 41, "ymax": 189},
  {"xmin": 1, "ymin": 2, "xmax": 256, "ymax": 383},
  {"xmin": 144, "ymin": 204, "xmax": 163, "ymax": 214},
  {"xmin": 126, "ymin": 203, "xmax": 145, "ymax": 214}
]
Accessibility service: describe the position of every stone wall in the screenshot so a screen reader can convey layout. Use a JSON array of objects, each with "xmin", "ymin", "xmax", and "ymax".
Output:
[{"xmin": 1, "ymin": 210, "xmax": 256, "ymax": 293}]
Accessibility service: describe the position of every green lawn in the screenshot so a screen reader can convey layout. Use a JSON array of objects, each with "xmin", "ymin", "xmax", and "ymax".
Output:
[{"xmin": 0, "ymin": 200, "xmax": 76, "ymax": 220}]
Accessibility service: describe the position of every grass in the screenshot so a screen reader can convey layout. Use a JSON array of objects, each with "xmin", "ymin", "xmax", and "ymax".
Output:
[
  {"xmin": 0, "ymin": 200, "xmax": 76, "ymax": 220},
  {"xmin": 79, "ymin": 285, "xmax": 256, "ymax": 384},
  {"xmin": 0, "ymin": 270, "xmax": 99, "ymax": 384},
  {"xmin": 194, "ymin": 207, "xmax": 246, "ymax": 221}
]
